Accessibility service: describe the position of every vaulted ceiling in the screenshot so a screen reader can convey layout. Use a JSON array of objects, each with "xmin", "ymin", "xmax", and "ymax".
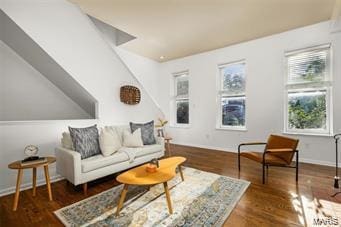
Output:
[{"xmin": 70, "ymin": 0, "xmax": 336, "ymax": 62}]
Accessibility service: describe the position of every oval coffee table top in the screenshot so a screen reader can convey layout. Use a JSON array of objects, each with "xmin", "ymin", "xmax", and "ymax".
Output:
[
  {"xmin": 8, "ymin": 156, "xmax": 56, "ymax": 169},
  {"xmin": 116, "ymin": 156, "xmax": 186, "ymax": 185}
]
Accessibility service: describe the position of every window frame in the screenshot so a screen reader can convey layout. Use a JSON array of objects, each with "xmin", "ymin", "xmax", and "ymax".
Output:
[
  {"xmin": 283, "ymin": 44, "xmax": 333, "ymax": 136},
  {"xmin": 171, "ymin": 71, "xmax": 190, "ymax": 128},
  {"xmin": 216, "ymin": 60, "xmax": 247, "ymax": 131}
]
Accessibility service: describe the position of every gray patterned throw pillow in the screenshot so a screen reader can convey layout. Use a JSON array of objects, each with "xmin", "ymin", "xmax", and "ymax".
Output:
[
  {"xmin": 130, "ymin": 121, "xmax": 156, "ymax": 145},
  {"xmin": 69, "ymin": 125, "xmax": 101, "ymax": 159}
]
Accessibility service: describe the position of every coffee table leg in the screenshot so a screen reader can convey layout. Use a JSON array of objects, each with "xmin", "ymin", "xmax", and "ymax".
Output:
[
  {"xmin": 116, "ymin": 184, "xmax": 129, "ymax": 216},
  {"xmin": 32, "ymin": 167, "xmax": 37, "ymax": 196},
  {"xmin": 13, "ymin": 169, "xmax": 23, "ymax": 211},
  {"xmin": 44, "ymin": 165, "xmax": 53, "ymax": 201},
  {"xmin": 163, "ymin": 182, "xmax": 173, "ymax": 214},
  {"xmin": 178, "ymin": 166, "xmax": 184, "ymax": 181}
]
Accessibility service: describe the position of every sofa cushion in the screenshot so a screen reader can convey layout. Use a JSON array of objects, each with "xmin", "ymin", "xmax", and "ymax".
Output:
[
  {"xmin": 118, "ymin": 144, "xmax": 162, "ymax": 162},
  {"xmin": 105, "ymin": 125, "xmax": 129, "ymax": 145},
  {"xmin": 61, "ymin": 132, "xmax": 74, "ymax": 150},
  {"xmin": 99, "ymin": 128, "xmax": 121, "ymax": 156},
  {"xmin": 81, "ymin": 151, "xmax": 129, "ymax": 173},
  {"xmin": 69, "ymin": 125, "xmax": 101, "ymax": 159},
  {"xmin": 123, "ymin": 128, "xmax": 144, "ymax": 147},
  {"xmin": 136, "ymin": 144, "xmax": 162, "ymax": 158},
  {"xmin": 130, "ymin": 121, "xmax": 156, "ymax": 145}
]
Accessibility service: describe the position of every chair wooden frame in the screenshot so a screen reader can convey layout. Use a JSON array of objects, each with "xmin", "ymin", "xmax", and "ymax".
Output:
[{"xmin": 238, "ymin": 140, "xmax": 299, "ymax": 184}]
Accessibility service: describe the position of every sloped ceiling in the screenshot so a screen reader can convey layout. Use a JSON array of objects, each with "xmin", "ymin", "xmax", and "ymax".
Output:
[{"xmin": 70, "ymin": 0, "xmax": 336, "ymax": 62}]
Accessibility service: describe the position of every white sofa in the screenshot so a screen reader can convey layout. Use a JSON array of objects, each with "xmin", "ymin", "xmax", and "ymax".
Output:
[{"xmin": 55, "ymin": 125, "xmax": 165, "ymax": 194}]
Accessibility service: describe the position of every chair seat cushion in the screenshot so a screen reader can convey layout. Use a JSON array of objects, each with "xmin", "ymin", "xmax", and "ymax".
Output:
[
  {"xmin": 81, "ymin": 151, "xmax": 129, "ymax": 173},
  {"xmin": 240, "ymin": 151, "xmax": 288, "ymax": 165}
]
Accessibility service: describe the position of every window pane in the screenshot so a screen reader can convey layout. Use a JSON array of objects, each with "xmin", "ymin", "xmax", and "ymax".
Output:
[
  {"xmin": 176, "ymin": 100, "xmax": 189, "ymax": 124},
  {"xmin": 288, "ymin": 91, "xmax": 327, "ymax": 130},
  {"xmin": 288, "ymin": 49, "xmax": 327, "ymax": 83},
  {"xmin": 176, "ymin": 76, "xmax": 189, "ymax": 96},
  {"xmin": 221, "ymin": 63, "xmax": 245, "ymax": 93},
  {"xmin": 221, "ymin": 97, "xmax": 245, "ymax": 126}
]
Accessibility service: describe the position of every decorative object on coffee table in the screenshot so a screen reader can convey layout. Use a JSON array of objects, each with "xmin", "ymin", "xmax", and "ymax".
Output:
[
  {"xmin": 115, "ymin": 156, "xmax": 186, "ymax": 216},
  {"xmin": 120, "ymin": 85, "xmax": 141, "ymax": 105},
  {"xmin": 8, "ymin": 156, "xmax": 56, "ymax": 211},
  {"xmin": 164, "ymin": 136, "xmax": 173, "ymax": 156},
  {"xmin": 146, "ymin": 158, "xmax": 159, "ymax": 173}
]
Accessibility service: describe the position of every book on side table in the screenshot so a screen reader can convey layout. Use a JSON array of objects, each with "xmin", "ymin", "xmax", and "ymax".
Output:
[{"xmin": 20, "ymin": 157, "xmax": 47, "ymax": 166}]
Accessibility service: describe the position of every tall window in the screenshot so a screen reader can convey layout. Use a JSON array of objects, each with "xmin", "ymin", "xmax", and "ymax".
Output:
[
  {"xmin": 173, "ymin": 72, "xmax": 189, "ymax": 126},
  {"xmin": 285, "ymin": 44, "xmax": 332, "ymax": 135},
  {"xmin": 217, "ymin": 61, "xmax": 246, "ymax": 129}
]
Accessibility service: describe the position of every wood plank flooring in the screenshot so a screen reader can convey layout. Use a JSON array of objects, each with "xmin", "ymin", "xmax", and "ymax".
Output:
[{"xmin": 0, "ymin": 144, "xmax": 340, "ymax": 226}]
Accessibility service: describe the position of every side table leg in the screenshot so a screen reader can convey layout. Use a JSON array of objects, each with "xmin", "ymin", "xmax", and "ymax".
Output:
[
  {"xmin": 13, "ymin": 169, "xmax": 23, "ymax": 211},
  {"xmin": 167, "ymin": 141, "xmax": 171, "ymax": 157},
  {"xmin": 32, "ymin": 167, "xmax": 37, "ymax": 196},
  {"xmin": 163, "ymin": 182, "xmax": 173, "ymax": 214},
  {"xmin": 44, "ymin": 165, "xmax": 53, "ymax": 201},
  {"xmin": 178, "ymin": 165, "xmax": 184, "ymax": 181}
]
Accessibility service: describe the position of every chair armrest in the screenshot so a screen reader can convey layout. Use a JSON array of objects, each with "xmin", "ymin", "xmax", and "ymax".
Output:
[
  {"xmin": 55, "ymin": 147, "xmax": 82, "ymax": 185},
  {"xmin": 238, "ymin": 142, "xmax": 267, "ymax": 153},
  {"xmin": 239, "ymin": 142, "xmax": 267, "ymax": 146},
  {"xmin": 266, "ymin": 148, "xmax": 295, "ymax": 153}
]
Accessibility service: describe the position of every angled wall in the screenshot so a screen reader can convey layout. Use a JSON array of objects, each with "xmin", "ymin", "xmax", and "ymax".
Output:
[
  {"xmin": 0, "ymin": 41, "xmax": 92, "ymax": 121},
  {"xmin": 0, "ymin": 9, "xmax": 97, "ymax": 120},
  {"xmin": 88, "ymin": 16, "xmax": 164, "ymax": 117},
  {"xmin": 0, "ymin": 0, "xmax": 162, "ymax": 195}
]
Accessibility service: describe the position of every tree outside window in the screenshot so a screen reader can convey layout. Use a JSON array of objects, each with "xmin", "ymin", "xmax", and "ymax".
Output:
[
  {"xmin": 286, "ymin": 46, "xmax": 331, "ymax": 135},
  {"xmin": 218, "ymin": 61, "xmax": 246, "ymax": 129}
]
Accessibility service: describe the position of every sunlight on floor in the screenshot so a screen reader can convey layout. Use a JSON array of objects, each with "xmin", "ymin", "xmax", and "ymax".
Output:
[{"xmin": 290, "ymin": 191, "xmax": 341, "ymax": 226}]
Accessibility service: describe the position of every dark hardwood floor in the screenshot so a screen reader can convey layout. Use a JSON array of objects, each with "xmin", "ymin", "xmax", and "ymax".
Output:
[{"xmin": 0, "ymin": 144, "xmax": 340, "ymax": 226}]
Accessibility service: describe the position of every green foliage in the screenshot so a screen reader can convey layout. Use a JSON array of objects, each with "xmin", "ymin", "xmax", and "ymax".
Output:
[
  {"xmin": 298, "ymin": 58, "xmax": 326, "ymax": 82},
  {"xmin": 288, "ymin": 94, "xmax": 326, "ymax": 129},
  {"xmin": 223, "ymin": 73, "xmax": 245, "ymax": 92}
]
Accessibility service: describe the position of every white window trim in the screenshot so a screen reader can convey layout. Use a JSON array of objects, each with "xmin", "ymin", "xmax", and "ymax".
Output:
[
  {"xmin": 283, "ymin": 44, "xmax": 333, "ymax": 136},
  {"xmin": 216, "ymin": 60, "xmax": 247, "ymax": 131},
  {"xmin": 170, "ymin": 70, "xmax": 190, "ymax": 128}
]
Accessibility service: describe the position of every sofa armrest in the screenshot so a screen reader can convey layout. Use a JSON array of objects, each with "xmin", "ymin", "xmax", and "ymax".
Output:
[
  {"xmin": 156, "ymin": 136, "xmax": 165, "ymax": 152},
  {"xmin": 55, "ymin": 147, "xmax": 82, "ymax": 185}
]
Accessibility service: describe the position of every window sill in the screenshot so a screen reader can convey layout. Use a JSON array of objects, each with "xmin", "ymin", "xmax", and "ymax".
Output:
[
  {"xmin": 282, "ymin": 131, "xmax": 333, "ymax": 137},
  {"xmin": 216, "ymin": 126, "xmax": 247, "ymax": 132}
]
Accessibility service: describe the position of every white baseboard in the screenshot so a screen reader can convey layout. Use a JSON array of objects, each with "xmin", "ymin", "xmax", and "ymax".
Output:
[
  {"xmin": 172, "ymin": 141, "xmax": 339, "ymax": 167},
  {"xmin": 0, "ymin": 174, "xmax": 64, "ymax": 197}
]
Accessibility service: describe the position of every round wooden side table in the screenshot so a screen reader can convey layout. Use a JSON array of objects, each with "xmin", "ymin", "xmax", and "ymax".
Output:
[
  {"xmin": 8, "ymin": 156, "xmax": 56, "ymax": 211},
  {"xmin": 164, "ymin": 136, "xmax": 173, "ymax": 157}
]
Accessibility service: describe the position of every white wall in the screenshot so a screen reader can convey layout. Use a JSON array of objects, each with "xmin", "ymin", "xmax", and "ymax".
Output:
[
  {"xmin": 0, "ymin": 0, "xmax": 162, "ymax": 195},
  {"xmin": 115, "ymin": 47, "xmax": 163, "ymax": 115},
  {"xmin": 159, "ymin": 21, "xmax": 341, "ymax": 166},
  {"xmin": 0, "ymin": 41, "xmax": 91, "ymax": 121}
]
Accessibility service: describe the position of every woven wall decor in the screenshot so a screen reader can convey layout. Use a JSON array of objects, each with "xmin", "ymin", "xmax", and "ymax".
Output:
[{"xmin": 120, "ymin": 85, "xmax": 141, "ymax": 105}]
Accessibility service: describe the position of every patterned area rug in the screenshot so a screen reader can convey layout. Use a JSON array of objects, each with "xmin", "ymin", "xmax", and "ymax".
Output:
[{"xmin": 54, "ymin": 167, "xmax": 250, "ymax": 227}]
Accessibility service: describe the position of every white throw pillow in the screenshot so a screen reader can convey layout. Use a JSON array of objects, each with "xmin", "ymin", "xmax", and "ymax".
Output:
[
  {"xmin": 123, "ymin": 128, "xmax": 144, "ymax": 147},
  {"xmin": 61, "ymin": 132, "xmax": 74, "ymax": 150},
  {"xmin": 99, "ymin": 128, "xmax": 121, "ymax": 156}
]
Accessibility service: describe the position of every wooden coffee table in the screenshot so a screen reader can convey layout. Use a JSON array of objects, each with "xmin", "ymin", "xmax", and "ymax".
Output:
[
  {"xmin": 115, "ymin": 156, "xmax": 186, "ymax": 216},
  {"xmin": 8, "ymin": 156, "xmax": 56, "ymax": 211}
]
